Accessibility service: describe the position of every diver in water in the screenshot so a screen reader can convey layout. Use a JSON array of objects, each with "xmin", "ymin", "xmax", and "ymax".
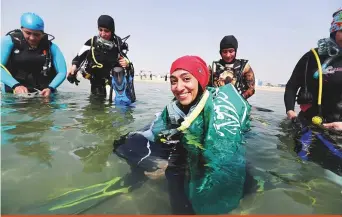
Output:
[
  {"xmin": 284, "ymin": 8, "xmax": 342, "ymax": 124},
  {"xmin": 284, "ymin": 8, "xmax": 342, "ymax": 171},
  {"xmin": 67, "ymin": 15, "xmax": 135, "ymax": 103},
  {"xmin": 1, "ymin": 12, "xmax": 67, "ymax": 97},
  {"xmin": 208, "ymin": 35, "xmax": 256, "ymax": 100},
  {"xmin": 114, "ymin": 55, "xmax": 251, "ymax": 214}
]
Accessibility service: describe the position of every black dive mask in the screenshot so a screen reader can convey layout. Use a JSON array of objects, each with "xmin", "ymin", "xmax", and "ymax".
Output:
[{"xmin": 96, "ymin": 36, "xmax": 115, "ymax": 50}]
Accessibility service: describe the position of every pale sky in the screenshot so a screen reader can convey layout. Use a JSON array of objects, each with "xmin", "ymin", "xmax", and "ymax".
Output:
[{"xmin": 1, "ymin": 0, "xmax": 340, "ymax": 84}]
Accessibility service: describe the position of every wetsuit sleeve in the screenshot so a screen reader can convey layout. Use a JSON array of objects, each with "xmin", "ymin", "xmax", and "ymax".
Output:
[
  {"xmin": 284, "ymin": 52, "xmax": 308, "ymax": 113},
  {"xmin": 241, "ymin": 62, "xmax": 255, "ymax": 99},
  {"xmin": 1, "ymin": 35, "xmax": 20, "ymax": 88},
  {"xmin": 71, "ymin": 39, "xmax": 91, "ymax": 68},
  {"xmin": 49, "ymin": 43, "xmax": 67, "ymax": 89}
]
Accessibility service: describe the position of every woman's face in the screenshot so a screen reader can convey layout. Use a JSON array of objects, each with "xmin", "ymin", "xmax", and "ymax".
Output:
[
  {"xmin": 335, "ymin": 30, "xmax": 342, "ymax": 48},
  {"xmin": 98, "ymin": 27, "xmax": 112, "ymax": 40},
  {"xmin": 221, "ymin": 48, "xmax": 236, "ymax": 63},
  {"xmin": 170, "ymin": 69, "xmax": 199, "ymax": 106},
  {"xmin": 21, "ymin": 28, "xmax": 44, "ymax": 48}
]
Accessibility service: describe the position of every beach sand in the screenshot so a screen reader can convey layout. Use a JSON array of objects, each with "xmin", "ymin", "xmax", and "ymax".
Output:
[{"xmin": 134, "ymin": 78, "xmax": 285, "ymax": 92}]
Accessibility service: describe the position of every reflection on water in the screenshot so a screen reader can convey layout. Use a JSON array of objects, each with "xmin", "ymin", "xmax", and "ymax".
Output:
[{"xmin": 1, "ymin": 83, "xmax": 342, "ymax": 215}]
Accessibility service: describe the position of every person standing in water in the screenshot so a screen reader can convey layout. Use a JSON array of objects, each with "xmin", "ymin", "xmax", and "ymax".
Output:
[
  {"xmin": 209, "ymin": 35, "xmax": 256, "ymax": 99},
  {"xmin": 67, "ymin": 15, "xmax": 132, "ymax": 97},
  {"xmin": 283, "ymin": 8, "xmax": 342, "ymax": 173},
  {"xmin": 284, "ymin": 8, "xmax": 342, "ymax": 125},
  {"xmin": 1, "ymin": 12, "xmax": 67, "ymax": 97}
]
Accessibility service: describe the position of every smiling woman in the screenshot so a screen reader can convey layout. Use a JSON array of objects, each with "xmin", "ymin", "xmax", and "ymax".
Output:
[
  {"xmin": 113, "ymin": 55, "xmax": 252, "ymax": 214},
  {"xmin": 169, "ymin": 56, "xmax": 208, "ymax": 111},
  {"xmin": 170, "ymin": 69, "xmax": 200, "ymax": 107}
]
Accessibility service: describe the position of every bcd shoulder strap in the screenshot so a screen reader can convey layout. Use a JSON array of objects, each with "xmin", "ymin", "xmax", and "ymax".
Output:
[
  {"xmin": 6, "ymin": 29, "xmax": 25, "ymax": 50},
  {"xmin": 235, "ymin": 59, "xmax": 249, "ymax": 78}
]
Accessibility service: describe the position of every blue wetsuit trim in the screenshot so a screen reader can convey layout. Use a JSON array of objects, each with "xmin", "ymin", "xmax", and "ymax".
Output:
[
  {"xmin": 49, "ymin": 43, "xmax": 67, "ymax": 89},
  {"xmin": 1, "ymin": 35, "xmax": 19, "ymax": 89}
]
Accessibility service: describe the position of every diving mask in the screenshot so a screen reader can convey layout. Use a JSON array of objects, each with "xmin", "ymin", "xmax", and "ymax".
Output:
[{"xmin": 96, "ymin": 36, "xmax": 115, "ymax": 50}]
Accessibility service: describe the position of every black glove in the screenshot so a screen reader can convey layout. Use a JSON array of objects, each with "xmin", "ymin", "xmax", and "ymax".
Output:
[{"xmin": 67, "ymin": 73, "xmax": 80, "ymax": 86}]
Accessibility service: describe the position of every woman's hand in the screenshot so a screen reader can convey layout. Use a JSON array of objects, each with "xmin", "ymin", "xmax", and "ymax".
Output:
[
  {"xmin": 67, "ymin": 65, "xmax": 77, "ymax": 77},
  {"xmin": 14, "ymin": 85, "xmax": 28, "ymax": 94},
  {"xmin": 286, "ymin": 110, "xmax": 297, "ymax": 120},
  {"xmin": 119, "ymin": 57, "xmax": 128, "ymax": 68},
  {"xmin": 323, "ymin": 122, "xmax": 342, "ymax": 131},
  {"xmin": 40, "ymin": 88, "xmax": 51, "ymax": 97}
]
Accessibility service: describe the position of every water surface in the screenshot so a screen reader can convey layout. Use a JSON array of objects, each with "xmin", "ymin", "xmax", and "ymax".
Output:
[{"xmin": 1, "ymin": 81, "xmax": 341, "ymax": 214}]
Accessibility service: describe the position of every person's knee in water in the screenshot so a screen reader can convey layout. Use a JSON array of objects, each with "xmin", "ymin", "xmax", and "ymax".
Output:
[
  {"xmin": 1, "ymin": 12, "xmax": 67, "ymax": 97},
  {"xmin": 66, "ymin": 15, "xmax": 131, "ymax": 97}
]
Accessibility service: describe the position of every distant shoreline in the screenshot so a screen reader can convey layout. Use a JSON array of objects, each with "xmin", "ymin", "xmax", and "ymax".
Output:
[{"xmin": 134, "ymin": 78, "xmax": 285, "ymax": 92}]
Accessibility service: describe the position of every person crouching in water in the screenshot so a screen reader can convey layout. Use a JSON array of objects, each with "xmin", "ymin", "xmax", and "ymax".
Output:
[
  {"xmin": 114, "ymin": 55, "xmax": 251, "ymax": 214},
  {"xmin": 1, "ymin": 12, "xmax": 67, "ymax": 97},
  {"xmin": 67, "ymin": 15, "xmax": 130, "ymax": 96},
  {"xmin": 209, "ymin": 35, "xmax": 256, "ymax": 100}
]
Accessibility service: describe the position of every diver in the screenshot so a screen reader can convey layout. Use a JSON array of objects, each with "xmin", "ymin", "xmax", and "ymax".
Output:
[
  {"xmin": 113, "ymin": 55, "xmax": 251, "ymax": 214},
  {"xmin": 208, "ymin": 35, "xmax": 256, "ymax": 99},
  {"xmin": 285, "ymin": 8, "xmax": 342, "ymax": 123},
  {"xmin": 284, "ymin": 8, "xmax": 342, "ymax": 171},
  {"xmin": 284, "ymin": 7, "xmax": 342, "ymax": 126},
  {"xmin": 1, "ymin": 12, "xmax": 67, "ymax": 97},
  {"xmin": 67, "ymin": 15, "xmax": 135, "ymax": 103}
]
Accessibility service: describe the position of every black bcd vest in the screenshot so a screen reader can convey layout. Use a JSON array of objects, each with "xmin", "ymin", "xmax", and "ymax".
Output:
[
  {"xmin": 4, "ymin": 29, "xmax": 56, "ymax": 92},
  {"xmin": 85, "ymin": 36, "xmax": 122, "ymax": 72},
  {"xmin": 210, "ymin": 59, "xmax": 248, "ymax": 94}
]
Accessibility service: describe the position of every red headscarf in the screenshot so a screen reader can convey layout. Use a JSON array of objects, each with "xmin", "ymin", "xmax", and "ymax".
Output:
[{"xmin": 170, "ymin": 55, "xmax": 210, "ymax": 90}]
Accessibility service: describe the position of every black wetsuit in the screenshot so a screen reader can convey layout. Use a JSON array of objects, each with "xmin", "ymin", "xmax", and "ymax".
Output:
[
  {"xmin": 284, "ymin": 48, "xmax": 342, "ymax": 122},
  {"xmin": 71, "ymin": 35, "xmax": 129, "ymax": 96}
]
